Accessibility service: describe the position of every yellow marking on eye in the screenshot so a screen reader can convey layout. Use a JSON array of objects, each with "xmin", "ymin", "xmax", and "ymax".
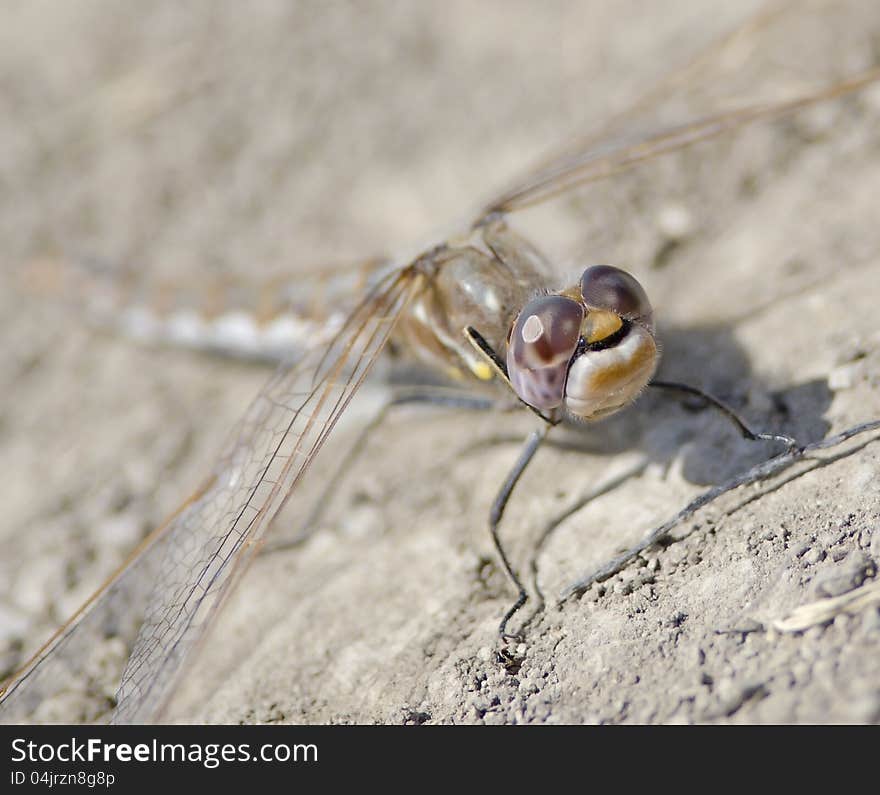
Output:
[{"xmin": 581, "ymin": 309, "xmax": 623, "ymax": 343}]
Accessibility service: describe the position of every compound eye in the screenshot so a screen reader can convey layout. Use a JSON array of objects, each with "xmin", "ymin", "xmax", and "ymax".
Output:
[
  {"xmin": 506, "ymin": 294, "xmax": 584, "ymax": 410},
  {"xmin": 579, "ymin": 265, "xmax": 653, "ymax": 329}
]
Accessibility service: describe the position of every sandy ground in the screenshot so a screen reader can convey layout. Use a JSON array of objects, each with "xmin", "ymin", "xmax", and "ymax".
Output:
[{"xmin": 1, "ymin": 0, "xmax": 880, "ymax": 724}]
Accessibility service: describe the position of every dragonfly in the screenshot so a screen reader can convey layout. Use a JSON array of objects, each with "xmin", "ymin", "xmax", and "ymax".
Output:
[{"xmin": 2, "ymin": 2, "xmax": 880, "ymax": 724}]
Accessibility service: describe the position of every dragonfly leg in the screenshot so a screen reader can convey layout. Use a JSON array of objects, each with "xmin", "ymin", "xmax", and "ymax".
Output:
[
  {"xmin": 649, "ymin": 379, "xmax": 801, "ymax": 451},
  {"xmin": 561, "ymin": 419, "xmax": 880, "ymax": 601},
  {"xmin": 491, "ymin": 425, "xmax": 550, "ymax": 641},
  {"xmin": 261, "ymin": 386, "xmax": 500, "ymax": 554},
  {"xmin": 464, "ymin": 326, "xmax": 557, "ymax": 425},
  {"xmin": 521, "ymin": 457, "xmax": 651, "ymax": 628}
]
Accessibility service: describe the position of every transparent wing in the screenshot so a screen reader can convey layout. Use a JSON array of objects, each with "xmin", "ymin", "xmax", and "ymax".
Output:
[
  {"xmin": 476, "ymin": 0, "xmax": 880, "ymax": 219},
  {"xmin": 479, "ymin": 67, "xmax": 880, "ymax": 218},
  {"xmin": 0, "ymin": 263, "xmax": 421, "ymax": 724},
  {"xmin": 478, "ymin": 0, "xmax": 790, "ymax": 216}
]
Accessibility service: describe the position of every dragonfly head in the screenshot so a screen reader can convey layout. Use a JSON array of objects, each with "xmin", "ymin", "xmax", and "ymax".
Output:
[{"xmin": 506, "ymin": 265, "xmax": 658, "ymax": 419}]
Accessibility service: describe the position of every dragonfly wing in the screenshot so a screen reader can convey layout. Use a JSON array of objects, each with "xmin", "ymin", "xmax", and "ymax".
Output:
[
  {"xmin": 0, "ymin": 264, "xmax": 421, "ymax": 724},
  {"xmin": 480, "ymin": 67, "xmax": 880, "ymax": 218},
  {"xmin": 0, "ymin": 530, "xmax": 166, "ymax": 723},
  {"xmin": 476, "ymin": 0, "xmax": 880, "ymax": 219}
]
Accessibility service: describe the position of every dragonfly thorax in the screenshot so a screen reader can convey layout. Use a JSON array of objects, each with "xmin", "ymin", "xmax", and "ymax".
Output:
[{"xmin": 396, "ymin": 227, "xmax": 543, "ymax": 385}]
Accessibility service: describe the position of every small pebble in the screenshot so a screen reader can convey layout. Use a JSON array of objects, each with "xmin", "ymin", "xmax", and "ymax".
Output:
[
  {"xmin": 656, "ymin": 203, "xmax": 694, "ymax": 241},
  {"xmin": 792, "ymin": 542, "xmax": 810, "ymax": 559},
  {"xmin": 828, "ymin": 363, "xmax": 858, "ymax": 391},
  {"xmin": 812, "ymin": 552, "xmax": 873, "ymax": 598},
  {"xmin": 518, "ymin": 677, "xmax": 538, "ymax": 694}
]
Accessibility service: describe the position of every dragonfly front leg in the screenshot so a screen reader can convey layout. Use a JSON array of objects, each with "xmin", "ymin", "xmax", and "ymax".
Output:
[
  {"xmin": 562, "ymin": 419, "xmax": 880, "ymax": 601},
  {"xmin": 490, "ymin": 425, "xmax": 550, "ymax": 641},
  {"xmin": 462, "ymin": 321, "xmax": 560, "ymax": 639},
  {"xmin": 648, "ymin": 379, "xmax": 801, "ymax": 452}
]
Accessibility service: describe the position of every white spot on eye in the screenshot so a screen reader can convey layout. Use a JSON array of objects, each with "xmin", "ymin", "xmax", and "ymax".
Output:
[{"xmin": 522, "ymin": 314, "xmax": 544, "ymax": 344}]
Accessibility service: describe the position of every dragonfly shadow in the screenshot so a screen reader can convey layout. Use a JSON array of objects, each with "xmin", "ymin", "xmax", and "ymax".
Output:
[
  {"xmin": 650, "ymin": 321, "xmax": 832, "ymax": 484},
  {"xmin": 551, "ymin": 320, "xmax": 833, "ymax": 486},
  {"xmin": 517, "ymin": 321, "xmax": 836, "ymax": 635}
]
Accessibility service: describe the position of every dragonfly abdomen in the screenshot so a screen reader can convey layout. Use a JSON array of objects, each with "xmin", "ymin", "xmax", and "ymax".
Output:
[{"xmin": 23, "ymin": 255, "xmax": 394, "ymax": 362}]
